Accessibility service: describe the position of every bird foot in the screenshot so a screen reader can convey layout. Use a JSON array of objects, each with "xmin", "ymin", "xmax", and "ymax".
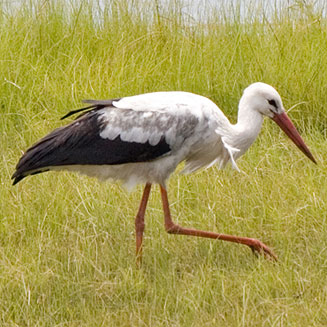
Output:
[{"xmin": 248, "ymin": 239, "xmax": 278, "ymax": 261}]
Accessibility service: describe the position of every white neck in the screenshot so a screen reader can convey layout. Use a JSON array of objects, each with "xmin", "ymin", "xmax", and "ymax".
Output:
[{"xmin": 232, "ymin": 102, "xmax": 264, "ymax": 157}]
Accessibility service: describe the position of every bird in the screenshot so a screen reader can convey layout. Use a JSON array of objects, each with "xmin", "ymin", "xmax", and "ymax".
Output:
[{"xmin": 12, "ymin": 82, "xmax": 316, "ymax": 262}]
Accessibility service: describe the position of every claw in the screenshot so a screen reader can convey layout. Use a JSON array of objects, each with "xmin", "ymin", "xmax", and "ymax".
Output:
[
  {"xmin": 250, "ymin": 245, "xmax": 259, "ymax": 258},
  {"xmin": 248, "ymin": 240, "xmax": 278, "ymax": 261}
]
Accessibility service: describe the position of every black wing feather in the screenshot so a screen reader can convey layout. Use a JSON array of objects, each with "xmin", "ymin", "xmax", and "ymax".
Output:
[
  {"xmin": 60, "ymin": 98, "xmax": 121, "ymax": 120},
  {"xmin": 12, "ymin": 110, "xmax": 171, "ymax": 185}
]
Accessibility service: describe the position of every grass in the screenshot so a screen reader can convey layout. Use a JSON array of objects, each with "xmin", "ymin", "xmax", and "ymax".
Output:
[{"xmin": 1, "ymin": 0, "xmax": 327, "ymax": 326}]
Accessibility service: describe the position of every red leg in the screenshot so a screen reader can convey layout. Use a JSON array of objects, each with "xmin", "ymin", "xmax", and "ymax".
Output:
[
  {"xmin": 135, "ymin": 183, "xmax": 152, "ymax": 264},
  {"xmin": 160, "ymin": 185, "xmax": 277, "ymax": 261}
]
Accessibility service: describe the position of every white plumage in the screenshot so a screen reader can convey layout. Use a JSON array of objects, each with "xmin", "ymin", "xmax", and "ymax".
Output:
[
  {"xmin": 12, "ymin": 82, "xmax": 316, "ymax": 262},
  {"xmin": 62, "ymin": 91, "xmax": 229, "ymax": 189}
]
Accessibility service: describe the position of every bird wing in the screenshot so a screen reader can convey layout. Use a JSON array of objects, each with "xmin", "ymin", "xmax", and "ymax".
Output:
[
  {"xmin": 60, "ymin": 98, "xmax": 121, "ymax": 120},
  {"xmin": 12, "ymin": 94, "xmax": 200, "ymax": 184}
]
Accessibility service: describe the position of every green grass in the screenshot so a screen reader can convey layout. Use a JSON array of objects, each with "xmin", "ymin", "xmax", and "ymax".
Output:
[{"xmin": 1, "ymin": 0, "xmax": 327, "ymax": 326}]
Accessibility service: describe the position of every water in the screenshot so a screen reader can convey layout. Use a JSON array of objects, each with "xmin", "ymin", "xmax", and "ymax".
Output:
[{"xmin": 1, "ymin": 0, "xmax": 326, "ymax": 22}]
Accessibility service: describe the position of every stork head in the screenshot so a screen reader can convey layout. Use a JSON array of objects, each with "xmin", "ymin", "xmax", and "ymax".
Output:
[
  {"xmin": 241, "ymin": 82, "xmax": 285, "ymax": 117},
  {"xmin": 242, "ymin": 82, "xmax": 317, "ymax": 164}
]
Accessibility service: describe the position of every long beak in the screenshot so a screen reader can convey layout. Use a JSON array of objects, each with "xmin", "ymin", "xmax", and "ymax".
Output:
[{"xmin": 272, "ymin": 112, "xmax": 317, "ymax": 164}]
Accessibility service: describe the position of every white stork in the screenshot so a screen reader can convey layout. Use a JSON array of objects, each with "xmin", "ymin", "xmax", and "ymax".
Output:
[{"xmin": 12, "ymin": 82, "xmax": 316, "ymax": 262}]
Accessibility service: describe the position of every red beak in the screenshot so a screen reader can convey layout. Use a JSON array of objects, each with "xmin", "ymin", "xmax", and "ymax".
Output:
[{"xmin": 272, "ymin": 112, "xmax": 317, "ymax": 164}]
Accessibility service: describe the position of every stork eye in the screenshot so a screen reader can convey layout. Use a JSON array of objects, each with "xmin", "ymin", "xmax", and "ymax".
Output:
[{"xmin": 268, "ymin": 99, "xmax": 277, "ymax": 108}]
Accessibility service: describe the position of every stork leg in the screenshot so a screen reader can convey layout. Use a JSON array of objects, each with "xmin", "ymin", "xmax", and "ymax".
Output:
[
  {"xmin": 160, "ymin": 185, "xmax": 277, "ymax": 261},
  {"xmin": 135, "ymin": 183, "xmax": 152, "ymax": 264}
]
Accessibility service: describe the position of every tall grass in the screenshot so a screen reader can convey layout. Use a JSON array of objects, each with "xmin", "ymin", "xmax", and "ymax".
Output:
[{"xmin": 1, "ymin": 0, "xmax": 327, "ymax": 326}]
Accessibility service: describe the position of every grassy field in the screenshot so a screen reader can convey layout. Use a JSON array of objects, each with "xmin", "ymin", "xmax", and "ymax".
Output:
[{"xmin": 1, "ymin": 0, "xmax": 327, "ymax": 326}]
